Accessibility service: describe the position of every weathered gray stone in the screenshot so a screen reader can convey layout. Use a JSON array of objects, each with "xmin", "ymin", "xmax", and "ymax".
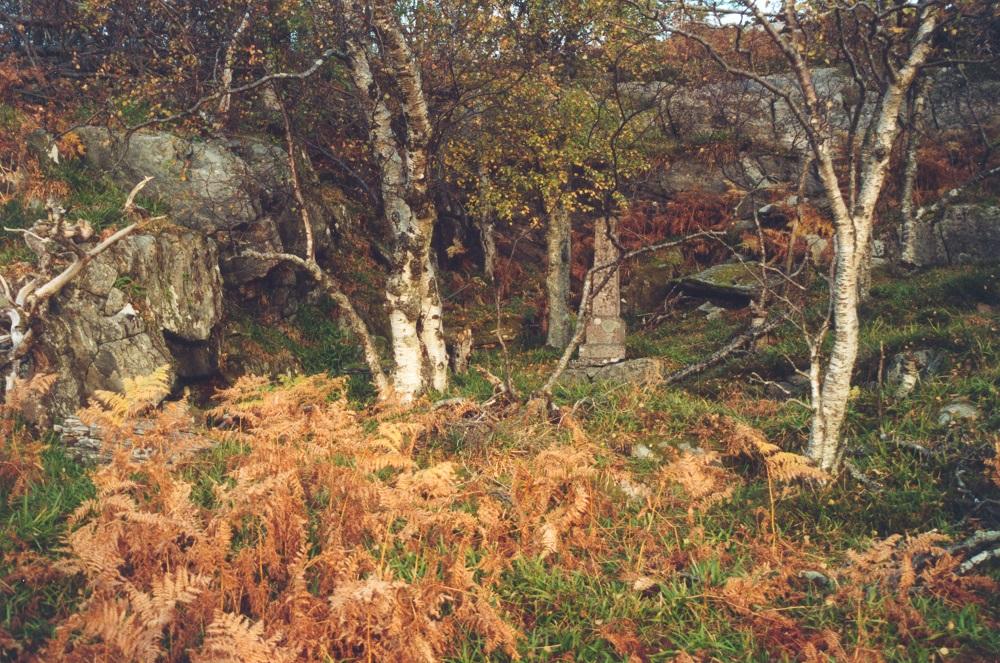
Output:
[
  {"xmin": 886, "ymin": 349, "xmax": 947, "ymax": 398},
  {"xmin": 560, "ymin": 357, "xmax": 665, "ymax": 387},
  {"xmin": 908, "ymin": 204, "xmax": 1000, "ymax": 267},
  {"xmin": 42, "ymin": 290, "xmax": 174, "ymax": 425},
  {"xmin": 631, "ymin": 444, "xmax": 655, "ymax": 460},
  {"xmin": 938, "ymin": 400, "xmax": 980, "ymax": 426},
  {"xmin": 680, "ymin": 262, "xmax": 774, "ymax": 301},
  {"xmin": 578, "ymin": 217, "xmax": 627, "ymax": 365},
  {"xmin": 33, "ymin": 228, "xmax": 224, "ymax": 425},
  {"xmin": 110, "ymin": 228, "xmax": 223, "ymax": 341},
  {"xmin": 73, "ymin": 127, "xmax": 328, "ymax": 286},
  {"xmin": 75, "ymin": 128, "xmax": 275, "ymax": 233},
  {"xmin": 696, "ymin": 301, "xmax": 726, "ymax": 320},
  {"xmin": 803, "ymin": 234, "xmax": 829, "ymax": 264}
]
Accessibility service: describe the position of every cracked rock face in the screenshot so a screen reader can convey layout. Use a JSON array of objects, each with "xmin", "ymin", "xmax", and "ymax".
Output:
[
  {"xmin": 75, "ymin": 127, "xmax": 285, "ymax": 234},
  {"xmin": 908, "ymin": 204, "xmax": 1000, "ymax": 267},
  {"xmin": 73, "ymin": 127, "xmax": 330, "ymax": 285},
  {"xmin": 30, "ymin": 129, "xmax": 357, "ymax": 426},
  {"xmin": 35, "ymin": 228, "xmax": 223, "ymax": 425}
]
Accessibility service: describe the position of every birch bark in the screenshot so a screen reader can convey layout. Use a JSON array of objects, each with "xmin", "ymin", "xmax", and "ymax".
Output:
[{"xmin": 344, "ymin": 0, "xmax": 448, "ymax": 401}]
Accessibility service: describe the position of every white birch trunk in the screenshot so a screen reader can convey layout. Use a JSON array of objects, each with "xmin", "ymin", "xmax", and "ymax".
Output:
[
  {"xmin": 418, "ymin": 255, "xmax": 449, "ymax": 392},
  {"xmin": 789, "ymin": 4, "xmax": 938, "ymax": 471},
  {"xmin": 217, "ymin": 11, "xmax": 251, "ymax": 118},
  {"xmin": 344, "ymin": 0, "xmax": 448, "ymax": 402},
  {"xmin": 806, "ymin": 229, "xmax": 860, "ymax": 471},
  {"xmin": 900, "ymin": 78, "xmax": 929, "ymax": 265}
]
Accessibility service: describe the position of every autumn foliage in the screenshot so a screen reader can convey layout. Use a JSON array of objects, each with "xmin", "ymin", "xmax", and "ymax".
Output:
[{"xmin": 0, "ymin": 370, "xmax": 994, "ymax": 661}]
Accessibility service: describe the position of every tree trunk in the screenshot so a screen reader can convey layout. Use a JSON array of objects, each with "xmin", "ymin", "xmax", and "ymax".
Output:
[
  {"xmin": 802, "ymin": 7, "xmax": 937, "ymax": 471},
  {"xmin": 545, "ymin": 202, "xmax": 572, "ymax": 349},
  {"xmin": 856, "ymin": 241, "xmax": 873, "ymax": 303},
  {"xmin": 343, "ymin": 0, "xmax": 448, "ymax": 402},
  {"xmin": 478, "ymin": 218, "xmax": 496, "ymax": 283},
  {"xmin": 900, "ymin": 77, "xmax": 929, "ymax": 265},
  {"xmin": 806, "ymin": 229, "xmax": 861, "ymax": 471},
  {"xmin": 477, "ymin": 166, "xmax": 497, "ymax": 282}
]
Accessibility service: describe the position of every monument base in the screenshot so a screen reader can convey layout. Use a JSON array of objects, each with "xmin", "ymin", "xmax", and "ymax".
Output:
[
  {"xmin": 559, "ymin": 357, "xmax": 665, "ymax": 388},
  {"xmin": 577, "ymin": 316, "xmax": 626, "ymax": 364}
]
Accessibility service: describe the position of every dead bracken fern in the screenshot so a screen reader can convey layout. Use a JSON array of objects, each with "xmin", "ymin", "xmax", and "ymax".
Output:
[
  {"xmin": 90, "ymin": 365, "xmax": 172, "ymax": 422},
  {"xmin": 0, "ymin": 373, "xmax": 57, "ymax": 501},
  {"xmin": 709, "ymin": 414, "xmax": 828, "ymax": 484},
  {"xmin": 18, "ymin": 369, "xmax": 998, "ymax": 662},
  {"xmin": 658, "ymin": 450, "xmax": 737, "ymax": 512},
  {"xmin": 40, "ymin": 371, "xmax": 521, "ymax": 662},
  {"xmin": 836, "ymin": 531, "xmax": 999, "ymax": 638}
]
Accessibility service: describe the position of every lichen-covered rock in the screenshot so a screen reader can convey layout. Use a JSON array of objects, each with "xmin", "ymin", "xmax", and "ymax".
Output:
[
  {"xmin": 74, "ymin": 127, "xmax": 283, "ymax": 233},
  {"xmin": 908, "ymin": 204, "xmax": 1000, "ymax": 267},
  {"xmin": 73, "ymin": 127, "xmax": 333, "ymax": 286},
  {"xmin": 41, "ymin": 286, "xmax": 173, "ymax": 425},
  {"xmin": 110, "ymin": 227, "xmax": 223, "ymax": 341},
  {"xmin": 679, "ymin": 262, "xmax": 774, "ymax": 301},
  {"xmin": 938, "ymin": 400, "xmax": 980, "ymax": 426},
  {"xmin": 886, "ymin": 348, "xmax": 947, "ymax": 398},
  {"xmin": 34, "ymin": 228, "xmax": 224, "ymax": 425},
  {"xmin": 559, "ymin": 357, "xmax": 665, "ymax": 387}
]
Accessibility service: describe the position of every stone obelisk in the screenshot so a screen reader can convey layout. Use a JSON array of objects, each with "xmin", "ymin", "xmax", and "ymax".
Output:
[{"xmin": 577, "ymin": 216, "xmax": 626, "ymax": 365}]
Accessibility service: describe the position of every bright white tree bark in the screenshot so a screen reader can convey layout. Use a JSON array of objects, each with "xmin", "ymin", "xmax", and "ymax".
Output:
[
  {"xmin": 343, "ymin": 0, "xmax": 448, "ymax": 401},
  {"xmin": 900, "ymin": 77, "xmax": 930, "ymax": 265},
  {"xmin": 798, "ymin": 7, "xmax": 939, "ymax": 470}
]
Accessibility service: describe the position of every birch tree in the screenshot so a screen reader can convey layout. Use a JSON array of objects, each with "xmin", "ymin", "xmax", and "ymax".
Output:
[
  {"xmin": 338, "ymin": 0, "xmax": 449, "ymax": 400},
  {"xmin": 638, "ymin": 0, "xmax": 945, "ymax": 470}
]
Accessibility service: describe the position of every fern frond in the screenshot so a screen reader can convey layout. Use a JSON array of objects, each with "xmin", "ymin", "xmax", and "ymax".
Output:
[{"xmin": 92, "ymin": 364, "xmax": 171, "ymax": 421}]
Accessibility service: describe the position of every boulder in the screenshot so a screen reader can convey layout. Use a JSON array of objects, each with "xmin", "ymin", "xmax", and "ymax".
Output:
[
  {"xmin": 34, "ymin": 227, "xmax": 224, "ymax": 425},
  {"xmin": 74, "ymin": 128, "xmax": 283, "ymax": 234},
  {"xmin": 73, "ymin": 127, "xmax": 332, "ymax": 285},
  {"xmin": 885, "ymin": 348, "xmax": 947, "ymax": 398},
  {"xmin": 938, "ymin": 400, "xmax": 980, "ymax": 427},
  {"xmin": 679, "ymin": 262, "xmax": 774, "ymax": 302},
  {"xmin": 908, "ymin": 204, "xmax": 1000, "ymax": 267},
  {"xmin": 110, "ymin": 227, "xmax": 223, "ymax": 342}
]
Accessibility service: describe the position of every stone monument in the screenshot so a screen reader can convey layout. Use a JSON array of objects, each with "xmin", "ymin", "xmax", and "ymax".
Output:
[
  {"xmin": 578, "ymin": 216, "xmax": 626, "ymax": 364},
  {"xmin": 559, "ymin": 215, "xmax": 664, "ymax": 387}
]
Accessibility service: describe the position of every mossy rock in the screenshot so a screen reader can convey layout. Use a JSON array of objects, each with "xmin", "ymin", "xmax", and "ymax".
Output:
[{"xmin": 679, "ymin": 262, "xmax": 774, "ymax": 301}]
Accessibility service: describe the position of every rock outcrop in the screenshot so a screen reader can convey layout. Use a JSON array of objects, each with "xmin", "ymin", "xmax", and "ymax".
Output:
[
  {"xmin": 907, "ymin": 204, "xmax": 1000, "ymax": 267},
  {"xmin": 679, "ymin": 262, "xmax": 775, "ymax": 302},
  {"xmin": 24, "ymin": 127, "xmax": 362, "ymax": 424},
  {"xmin": 73, "ymin": 127, "xmax": 338, "ymax": 285},
  {"xmin": 37, "ymin": 226, "xmax": 223, "ymax": 424}
]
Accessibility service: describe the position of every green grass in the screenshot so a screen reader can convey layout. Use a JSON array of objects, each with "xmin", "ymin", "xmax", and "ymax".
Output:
[
  {"xmin": 234, "ymin": 298, "xmax": 376, "ymax": 403},
  {"xmin": 4, "ymin": 264, "xmax": 1000, "ymax": 660},
  {"xmin": 46, "ymin": 160, "xmax": 166, "ymax": 232},
  {"xmin": 1, "ymin": 444, "xmax": 94, "ymax": 653}
]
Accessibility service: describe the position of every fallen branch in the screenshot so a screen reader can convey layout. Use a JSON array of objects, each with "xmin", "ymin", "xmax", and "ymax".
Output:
[
  {"xmin": 663, "ymin": 316, "xmax": 783, "ymax": 385},
  {"xmin": 958, "ymin": 545, "xmax": 1000, "ymax": 574},
  {"xmin": 844, "ymin": 460, "xmax": 884, "ymax": 491},
  {"xmin": 233, "ymin": 95, "xmax": 389, "ymax": 398}
]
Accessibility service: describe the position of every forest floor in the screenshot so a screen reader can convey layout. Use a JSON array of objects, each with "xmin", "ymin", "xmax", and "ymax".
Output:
[{"xmin": 2, "ymin": 264, "xmax": 1000, "ymax": 662}]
